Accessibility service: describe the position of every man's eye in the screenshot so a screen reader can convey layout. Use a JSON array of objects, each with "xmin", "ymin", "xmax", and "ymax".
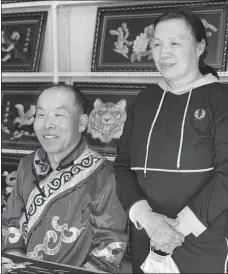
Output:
[
  {"xmin": 55, "ymin": 113, "xmax": 63, "ymax": 117},
  {"xmin": 37, "ymin": 113, "xmax": 44, "ymax": 117},
  {"xmin": 153, "ymin": 43, "xmax": 160, "ymax": 47},
  {"xmin": 171, "ymin": 42, "xmax": 180, "ymax": 45}
]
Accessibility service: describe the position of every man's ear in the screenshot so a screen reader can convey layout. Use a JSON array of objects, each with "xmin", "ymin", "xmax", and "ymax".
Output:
[
  {"xmin": 197, "ymin": 39, "xmax": 206, "ymax": 58},
  {"xmin": 79, "ymin": 114, "xmax": 88, "ymax": 133}
]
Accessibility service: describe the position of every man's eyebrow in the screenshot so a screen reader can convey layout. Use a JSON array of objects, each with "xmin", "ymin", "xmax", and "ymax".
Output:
[
  {"xmin": 36, "ymin": 105, "xmax": 75, "ymax": 112},
  {"xmin": 55, "ymin": 105, "xmax": 71, "ymax": 113}
]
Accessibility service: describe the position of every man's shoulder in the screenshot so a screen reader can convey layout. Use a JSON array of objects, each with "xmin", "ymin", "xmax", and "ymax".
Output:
[
  {"xmin": 19, "ymin": 151, "xmax": 36, "ymax": 168},
  {"xmin": 86, "ymin": 147, "xmax": 114, "ymax": 173}
]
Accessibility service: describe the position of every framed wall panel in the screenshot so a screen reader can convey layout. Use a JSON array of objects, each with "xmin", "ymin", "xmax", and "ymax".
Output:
[
  {"xmin": 73, "ymin": 82, "xmax": 150, "ymax": 156},
  {"xmin": 91, "ymin": 1, "xmax": 228, "ymax": 72}
]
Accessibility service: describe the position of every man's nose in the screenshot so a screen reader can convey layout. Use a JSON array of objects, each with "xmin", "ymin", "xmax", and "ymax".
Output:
[{"xmin": 44, "ymin": 116, "xmax": 55, "ymax": 129}]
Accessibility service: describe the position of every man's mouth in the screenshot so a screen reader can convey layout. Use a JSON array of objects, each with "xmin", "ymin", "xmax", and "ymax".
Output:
[{"xmin": 43, "ymin": 135, "xmax": 57, "ymax": 139}]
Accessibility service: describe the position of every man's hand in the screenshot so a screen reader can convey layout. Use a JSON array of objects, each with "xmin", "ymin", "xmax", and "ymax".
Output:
[{"xmin": 138, "ymin": 210, "xmax": 185, "ymax": 254}]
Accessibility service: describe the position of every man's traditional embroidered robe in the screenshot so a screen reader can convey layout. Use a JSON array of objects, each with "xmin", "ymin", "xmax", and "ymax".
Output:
[{"xmin": 2, "ymin": 141, "xmax": 128, "ymax": 273}]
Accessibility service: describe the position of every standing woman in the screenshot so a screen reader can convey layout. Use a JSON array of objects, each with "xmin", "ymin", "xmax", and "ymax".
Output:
[{"xmin": 114, "ymin": 8, "xmax": 228, "ymax": 273}]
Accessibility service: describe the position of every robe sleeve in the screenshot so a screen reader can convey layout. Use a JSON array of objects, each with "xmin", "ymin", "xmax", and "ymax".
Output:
[
  {"xmin": 86, "ymin": 173, "xmax": 129, "ymax": 273},
  {"xmin": 2, "ymin": 159, "xmax": 26, "ymax": 255}
]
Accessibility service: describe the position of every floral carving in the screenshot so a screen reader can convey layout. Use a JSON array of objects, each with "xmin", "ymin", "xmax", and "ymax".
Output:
[{"xmin": 110, "ymin": 19, "xmax": 217, "ymax": 63}]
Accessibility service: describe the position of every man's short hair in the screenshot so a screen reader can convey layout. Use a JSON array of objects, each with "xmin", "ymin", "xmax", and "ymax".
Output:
[{"xmin": 38, "ymin": 83, "xmax": 88, "ymax": 113}]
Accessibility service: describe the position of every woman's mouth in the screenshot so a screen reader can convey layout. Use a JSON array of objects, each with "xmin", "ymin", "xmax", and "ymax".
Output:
[{"xmin": 160, "ymin": 63, "xmax": 176, "ymax": 69}]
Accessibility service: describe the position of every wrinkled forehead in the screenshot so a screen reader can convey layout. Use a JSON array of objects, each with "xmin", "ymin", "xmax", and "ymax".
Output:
[
  {"xmin": 37, "ymin": 87, "xmax": 76, "ymax": 109},
  {"xmin": 154, "ymin": 18, "xmax": 192, "ymax": 38}
]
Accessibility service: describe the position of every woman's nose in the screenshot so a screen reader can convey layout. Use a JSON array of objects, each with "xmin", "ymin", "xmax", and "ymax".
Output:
[{"xmin": 160, "ymin": 44, "xmax": 171, "ymax": 57}]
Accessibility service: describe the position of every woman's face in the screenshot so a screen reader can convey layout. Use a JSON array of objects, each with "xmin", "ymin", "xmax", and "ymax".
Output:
[{"xmin": 152, "ymin": 18, "xmax": 204, "ymax": 84}]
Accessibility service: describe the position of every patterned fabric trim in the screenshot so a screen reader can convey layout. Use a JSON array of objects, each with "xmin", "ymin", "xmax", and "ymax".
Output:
[{"xmin": 20, "ymin": 148, "xmax": 104, "ymax": 243}]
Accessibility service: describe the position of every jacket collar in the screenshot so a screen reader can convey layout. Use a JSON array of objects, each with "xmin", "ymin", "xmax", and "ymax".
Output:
[
  {"xmin": 33, "ymin": 137, "xmax": 86, "ymax": 178},
  {"xmin": 157, "ymin": 73, "xmax": 219, "ymax": 95}
]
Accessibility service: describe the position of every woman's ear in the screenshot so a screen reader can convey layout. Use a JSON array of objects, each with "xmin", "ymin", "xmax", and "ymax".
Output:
[{"xmin": 79, "ymin": 114, "xmax": 88, "ymax": 133}]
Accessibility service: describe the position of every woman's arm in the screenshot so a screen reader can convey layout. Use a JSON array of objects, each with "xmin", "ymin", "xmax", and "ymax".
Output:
[
  {"xmin": 114, "ymin": 103, "xmax": 146, "ymax": 211},
  {"xmin": 176, "ymin": 86, "xmax": 228, "ymax": 237}
]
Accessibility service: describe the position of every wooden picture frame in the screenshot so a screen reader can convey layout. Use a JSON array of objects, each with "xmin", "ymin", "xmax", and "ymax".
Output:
[
  {"xmin": 1, "ymin": 82, "xmax": 52, "ymax": 151},
  {"xmin": 1, "ymin": 253, "xmax": 92, "ymax": 274},
  {"xmin": 1, "ymin": 153, "xmax": 24, "ymax": 212},
  {"xmin": 91, "ymin": 1, "xmax": 228, "ymax": 72},
  {"xmin": 2, "ymin": 11, "xmax": 48, "ymax": 72},
  {"xmin": 73, "ymin": 82, "xmax": 149, "ymax": 156}
]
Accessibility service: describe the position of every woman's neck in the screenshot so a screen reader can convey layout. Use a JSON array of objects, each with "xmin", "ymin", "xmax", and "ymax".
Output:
[{"xmin": 166, "ymin": 71, "xmax": 204, "ymax": 90}]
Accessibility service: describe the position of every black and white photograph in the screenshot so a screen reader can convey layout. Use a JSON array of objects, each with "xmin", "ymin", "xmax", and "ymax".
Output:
[{"xmin": 1, "ymin": 1, "xmax": 228, "ymax": 274}]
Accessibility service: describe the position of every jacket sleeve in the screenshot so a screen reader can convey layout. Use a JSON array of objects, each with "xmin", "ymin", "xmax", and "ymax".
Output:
[
  {"xmin": 114, "ymin": 102, "xmax": 147, "ymax": 212},
  {"xmin": 177, "ymin": 87, "xmax": 228, "ymax": 237},
  {"xmin": 1, "ymin": 159, "xmax": 26, "ymax": 255},
  {"xmin": 87, "ymin": 172, "xmax": 129, "ymax": 274}
]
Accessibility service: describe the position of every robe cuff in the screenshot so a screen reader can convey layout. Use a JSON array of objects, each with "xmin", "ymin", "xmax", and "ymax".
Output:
[
  {"xmin": 129, "ymin": 200, "xmax": 152, "ymax": 230},
  {"xmin": 176, "ymin": 206, "xmax": 207, "ymax": 237}
]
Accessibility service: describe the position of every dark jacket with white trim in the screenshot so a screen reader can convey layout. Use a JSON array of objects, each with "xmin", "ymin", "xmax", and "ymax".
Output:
[{"xmin": 114, "ymin": 76, "xmax": 228, "ymax": 273}]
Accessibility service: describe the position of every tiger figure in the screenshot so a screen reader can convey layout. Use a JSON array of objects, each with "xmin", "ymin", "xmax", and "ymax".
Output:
[{"xmin": 87, "ymin": 98, "xmax": 127, "ymax": 143}]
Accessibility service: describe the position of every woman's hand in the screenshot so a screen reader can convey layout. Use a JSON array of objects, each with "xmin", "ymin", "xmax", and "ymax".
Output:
[{"xmin": 138, "ymin": 210, "xmax": 185, "ymax": 254}]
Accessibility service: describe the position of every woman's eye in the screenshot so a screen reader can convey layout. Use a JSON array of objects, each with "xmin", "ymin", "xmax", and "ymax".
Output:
[
  {"xmin": 171, "ymin": 42, "xmax": 180, "ymax": 45},
  {"xmin": 37, "ymin": 113, "xmax": 44, "ymax": 117}
]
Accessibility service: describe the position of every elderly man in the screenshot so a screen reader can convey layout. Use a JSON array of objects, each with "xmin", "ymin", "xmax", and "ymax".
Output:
[{"xmin": 2, "ymin": 84, "xmax": 128, "ymax": 273}]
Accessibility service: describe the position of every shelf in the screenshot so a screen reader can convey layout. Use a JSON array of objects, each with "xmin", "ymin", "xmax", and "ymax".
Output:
[
  {"xmin": 2, "ymin": 148, "xmax": 34, "ymax": 155},
  {"xmin": 3, "ymin": 71, "xmax": 228, "ymax": 78},
  {"xmin": 2, "ymin": 1, "xmax": 52, "ymax": 10},
  {"xmin": 55, "ymin": 1, "xmax": 108, "ymax": 7},
  {"xmin": 58, "ymin": 71, "xmax": 228, "ymax": 77},
  {"xmin": 58, "ymin": 71, "xmax": 228, "ymax": 85},
  {"xmin": 2, "ymin": 72, "xmax": 53, "ymax": 77},
  {"xmin": 218, "ymin": 71, "xmax": 228, "ymax": 77},
  {"xmin": 2, "ymin": 72, "xmax": 54, "ymax": 82},
  {"xmin": 2, "ymin": 71, "xmax": 228, "ymax": 83},
  {"xmin": 58, "ymin": 72, "xmax": 162, "ymax": 77},
  {"xmin": 1, "ymin": 0, "xmax": 110, "ymax": 10}
]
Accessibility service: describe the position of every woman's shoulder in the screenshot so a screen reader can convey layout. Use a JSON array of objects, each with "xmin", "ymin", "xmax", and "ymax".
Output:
[
  {"xmin": 206, "ymin": 82, "xmax": 228, "ymax": 100},
  {"xmin": 135, "ymin": 83, "xmax": 163, "ymax": 101},
  {"xmin": 202, "ymin": 81, "xmax": 228, "ymax": 92},
  {"xmin": 195, "ymin": 81, "xmax": 228, "ymax": 99},
  {"xmin": 210, "ymin": 81, "xmax": 228, "ymax": 91}
]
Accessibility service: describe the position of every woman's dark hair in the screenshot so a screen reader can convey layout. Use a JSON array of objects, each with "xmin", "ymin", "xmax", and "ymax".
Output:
[{"xmin": 154, "ymin": 8, "xmax": 219, "ymax": 79}]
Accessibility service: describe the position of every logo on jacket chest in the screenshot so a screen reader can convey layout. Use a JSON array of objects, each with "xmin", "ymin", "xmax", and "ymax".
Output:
[{"xmin": 194, "ymin": 109, "xmax": 206, "ymax": 121}]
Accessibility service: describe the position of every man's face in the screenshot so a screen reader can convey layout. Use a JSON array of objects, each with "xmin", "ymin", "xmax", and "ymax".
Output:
[{"xmin": 34, "ymin": 87, "xmax": 83, "ymax": 159}]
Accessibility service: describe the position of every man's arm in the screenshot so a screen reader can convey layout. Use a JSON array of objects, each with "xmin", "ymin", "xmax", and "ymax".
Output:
[
  {"xmin": 2, "ymin": 159, "xmax": 26, "ymax": 256},
  {"xmin": 84, "ymin": 173, "xmax": 128, "ymax": 274}
]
